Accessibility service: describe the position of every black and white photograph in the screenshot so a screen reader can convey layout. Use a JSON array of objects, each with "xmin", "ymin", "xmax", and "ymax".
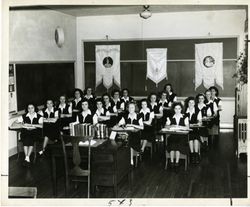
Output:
[{"xmin": 1, "ymin": 0, "xmax": 250, "ymax": 206}]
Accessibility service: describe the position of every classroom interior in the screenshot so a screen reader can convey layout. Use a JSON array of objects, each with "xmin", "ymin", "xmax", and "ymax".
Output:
[{"xmin": 7, "ymin": 4, "xmax": 248, "ymax": 200}]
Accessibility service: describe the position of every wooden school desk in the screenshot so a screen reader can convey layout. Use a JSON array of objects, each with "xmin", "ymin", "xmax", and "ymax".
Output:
[{"xmin": 48, "ymin": 139, "xmax": 131, "ymax": 198}]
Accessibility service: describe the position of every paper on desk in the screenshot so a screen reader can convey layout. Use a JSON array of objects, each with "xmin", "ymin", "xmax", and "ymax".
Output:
[
  {"xmin": 126, "ymin": 126, "xmax": 135, "ymax": 130},
  {"xmin": 79, "ymin": 140, "xmax": 96, "ymax": 146},
  {"xmin": 110, "ymin": 131, "xmax": 117, "ymax": 140}
]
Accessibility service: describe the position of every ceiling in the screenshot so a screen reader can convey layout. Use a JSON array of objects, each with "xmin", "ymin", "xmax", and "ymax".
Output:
[{"xmin": 11, "ymin": 5, "xmax": 247, "ymax": 17}]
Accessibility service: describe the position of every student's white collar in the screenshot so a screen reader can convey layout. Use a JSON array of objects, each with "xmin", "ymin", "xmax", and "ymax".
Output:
[
  {"xmin": 122, "ymin": 96, "xmax": 129, "ymax": 101},
  {"xmin": 84, "ymin": 94, "xmax": 93, "ymax": 99},
  {"xmin": 173, "ymin": 113, "xmax": 183, "ymax": 119},
  {"xmin": 140, "ymin": 108, "xmax": 150, "ymax": 114},
  {"xmin": 198, "ymin": 103, "xmax": 206, "ymax": 108},
  {"xmin": 113, "ymin": 98, "xmax": 120, "ymax": 102},
  {"xmin": 59, "ymin": 103, "xmax": 66, "ymax": 108},
  {"xmin": 26, "ymin": 112, "xmax": 37, "ymax": 118},
  {"xmin": 96, "ymin": 108, "xmax": 104, "ymax": 115},
  {"xmin": 75, "ymin": 97, "xmax": 82, "ymax": 102},
  {"xmin": 128, "ymin": 113, "xmax": 137, "ymax": 120},
  {"xmin": 45, "ymin": 107, "xmax": 54, "ymax": 113},
  {"xmin": 159, "ymin": 99, "xmax": 168, "ymax": 103},
  {"xmin": 82, "ymin": 109, "xmax": 91, "ymax": 116},
  {"xmin": 105, "ymin": 102, "xmax": 111, "ymax": 107},
  {"xmin": 150, "ymin": 102, "xmax": 157, "ymax": 106},
  {"xmin": 169, "ymin": 92, "xmax": 173, "ymax": 95},
  {"xmin": 186, "ymin": 107, "xmax": 195, "ymax": 114},
  {"xmin": 207, "ymin": 99, "xmax": 213, "ymax": 104}
]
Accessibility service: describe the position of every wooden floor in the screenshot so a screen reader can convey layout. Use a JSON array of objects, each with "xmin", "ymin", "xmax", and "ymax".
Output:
[{"xmin": 8, "ymin": 131, "xmax": 247, "ymax": 198}]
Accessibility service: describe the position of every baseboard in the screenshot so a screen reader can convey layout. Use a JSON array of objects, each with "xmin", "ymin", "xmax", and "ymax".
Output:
[
  {"xmin": 9, "ymin": 146, "xmax": 18, "ymax": 157},
  {"xmin": 220, "ymin": 123, "xmax": 234, "ymax": 129}
]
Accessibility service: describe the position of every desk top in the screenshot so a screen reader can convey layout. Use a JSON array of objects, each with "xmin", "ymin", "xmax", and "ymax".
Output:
[
  {"xmin": 159, "ymin": 126, "xmax": 191, "ymax": 135},
  {"xmin": 111, "ymin": 126, "xmax": 140, "ymax": 133}
]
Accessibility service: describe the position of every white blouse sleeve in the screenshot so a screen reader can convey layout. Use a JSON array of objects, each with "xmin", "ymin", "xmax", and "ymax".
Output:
[
  {"xmin": 17, "ymin": 116, "xmax": 24, "ymax": 123},
  {"xmin": 138, "ymin": 117, "xmax": 143, "ymax": 126},
  {"xmin": 173, "ymin": 96, "xmax": 177, "ymax": 102},
  {"xmin": 166, "ymin": 117, "xmax": 171, "ymax": 126},
  {"xmin": 184, "ymin": 117, "xmax": 189, "ymax": 126},
  {"xmin": 93, "ymin": 114, "xmax": 98, "ymax": 125},
  {"xmin": 118, "ymin": 117, "xmax": 125, "ymax": 126},
  {"xmin": 68, "ymin": 105, "xmax": 72, "ymax": 114},
  {"xmin": 150, "ymin": 112, "xmax": 154, "ymax": 119},
  {"xmin": 120, "ymin": 102, "xmax": 125, "ymax": 110},
  {"xmin": 54, "ymin": 111, "xmax": 59, "ymax": 118},
  {"xmin": 213, "ymin": 102, "xmax": 218, "ymax": 113},
  {"xmin": 38, "ymin": 117, "xmax": 43, "ymax": 124},
  {"xmin": 38, "ymin": 110, "xmax": 44, "ymax": 116},
  {"xmin": 106, "ymin": 111, "xmax": 110, "ymax": 116},
  {"xmin": 113, "ymin": 105, "xmax": 117, "ymax": 113}
]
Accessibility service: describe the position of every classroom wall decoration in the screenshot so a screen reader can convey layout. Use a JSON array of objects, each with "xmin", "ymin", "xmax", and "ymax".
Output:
[
  {"xmin": 95, "ymin": 45, "xmax": 121, "ymax": 89},
  {"xmin": 195, "ymin": 43, "xmax": 223, "ymax": 90},
  {"xmin": 84, "ymin": 38, "xmax": 236, "ymax": 97},
  {"xmin": 146, "ymin": 48, "xmax": 167, "ymax": 88}
]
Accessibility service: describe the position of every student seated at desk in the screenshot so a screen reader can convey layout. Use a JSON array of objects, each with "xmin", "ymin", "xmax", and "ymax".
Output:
[
  {"xmin": 118, "ymin": 102, "xmax": 144, "ymax": 166},
  {"xmin": 148, "ymin": 93, "xmax": 163, "ymax": 115},
  {"xmin": 165, "ymin": 102, "xmax": 189, "ymax": 170},
  {"xmin": 38, "ymin": 99, "xmax": 59, "ymax": 156},
  {"xmin": 57, "ymin": 95, "xmax": 72, "ymax": 133},
  {"xmin": 121, "ymin": 88, "xmax": 134, "ymax": 111},
  {"xmin": 83, "ymin": 87, "xmax": 95, "ymax": 112},
  {"xmin": 195, "ymin": 93, "xmax": 209, "ymax": 145},
  {"xmin": 102, "ymin": 93, "xmax": 116, "ymax": 113},
  {"xmin": 71, "ymin": 88, "xmax": 84, "ymax": 121},
  {"xmin": 185, "ymin": 97, "xmax": 200, "ymax": 164},
  {"xmin": 139, "ymin": 99, "xmax": 154, "ymax": 153},
  {"xmin": 93, "ymin": 98, "xmax": 110, "ymax": 126},
  {"xmin": 164, "ymin": 83, "xmax": 177, "ymax": 107},
  {"xmin": 16, "ymin": 103, "xmax": 43, "ymax": 166},
  {"xmin": 74, "ymin": 100, "xmax": 93, "ymax": 124},
  {"xmin": 111, "ymin": 89, "xmax": 125, "ymax": 112}
]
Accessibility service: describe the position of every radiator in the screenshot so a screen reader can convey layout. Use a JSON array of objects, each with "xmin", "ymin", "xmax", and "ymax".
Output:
[{"xmin": 237, "ymin": 118, "xmax": 247, "ymax": 157}]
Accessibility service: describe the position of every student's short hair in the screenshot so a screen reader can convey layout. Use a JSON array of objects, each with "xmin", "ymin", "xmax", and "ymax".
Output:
[
  {"xmin": 73, "ymin": 88, "xmax": 83, "ymax": 97},
  {"xmin": 164, "ymin": 83, "xmax": 173, "ymax": 92},
  {"xmin": 84, "ymin": 87, "xmax": 95, "ymax": 96},
  {"xmin": 209, "ymin": 86, "xmax": 219, "ymax": 96},
  {"xmin": 102, "ymin": 93, "xmax": 111, "ymax": 100},
  {"xmin": 184, "ymin": 97, "xmax": 195, "ymax": 111},
  {"xmin": 111, "ymin": 89, "xmax": 120, "ymax": 97},
  {"xmin": 25, "ymin": 103, "xmax": 38, "ymax": 113},
  {"xmin": 140, "ymin": 99, "xmax": 148, "ymax": 106},
  {"xmin": 95, "ymin": 98, "xmax": 103, "ymax": 105},
  {"xmin": 82, "ymin": 98, "xmax": 89, "ymax": 104},
  {"xmin": 148, "ymin": 92, "xmax": 158, "ymax": 101},
  {"xmin": 172, "ymin": 102, "xmax": 183, "ymax": 112},
  {"xmin": 160, "ymin": 90, "xmax": 167, "ymax": 96},
  {"xmin": 196, "ymin": 93, "xmax": 205, "ymax": 103},
  {"xmin": 205, "ymin": 89, "xmax": 211, "ymax": 94},
  {"xmin": 122, "ymin": 88, "xmax": 130, "ymax": 95}
]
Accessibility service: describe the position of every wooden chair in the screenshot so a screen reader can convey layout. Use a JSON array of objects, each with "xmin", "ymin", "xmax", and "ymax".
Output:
[
  {"xmin": 8, "ymin": 187, "xmax": 37, "ymax": 198},
  {"xmin": 164, "ymin": 135, "xmax": 189, "ymax": 171},
  {"xmin": 60, "ymin": 134, "xmax": 94, "ymax": 198}
]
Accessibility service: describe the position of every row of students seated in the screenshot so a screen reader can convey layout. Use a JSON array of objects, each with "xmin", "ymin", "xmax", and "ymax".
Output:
[{"xmin": 15, "ymin": 84, "xmax": 222, "ymax": 168}]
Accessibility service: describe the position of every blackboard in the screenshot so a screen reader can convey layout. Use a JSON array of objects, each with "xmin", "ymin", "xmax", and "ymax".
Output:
[
  {"xmin": 84, "ymin": 38, "xmax": 237, "ymax": 97},
  {"xmin": 15, "ymin": 63, "xmax": 75, "ymax": 111}
]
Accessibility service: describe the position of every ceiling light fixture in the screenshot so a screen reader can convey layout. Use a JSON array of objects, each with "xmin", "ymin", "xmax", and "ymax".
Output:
[{"xmin": 140, "ymin": 5, "xmax": 152, "ymax": 19}]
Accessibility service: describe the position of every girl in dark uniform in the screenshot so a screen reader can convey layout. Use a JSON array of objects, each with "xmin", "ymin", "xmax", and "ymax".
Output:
[
  {"xmin": 121, "ymin": 88, "xmax": 134, "ymax": 111},
  {"xmin": 118, "ymin": 102, "xmax": 144, "ymax": 166},
  {"xmin": 148, "ymin": 93, "xmax": 163, "ymax": 114},
  {"xmin": 57, "ymin": 95, "xmax": 72, "ymax": 134},
  {"xmin": 111, "ymin": 89, "xmax": 124, "ymax": 112},
  {"xmin": 209, "ymin": 86, "xmax": 222, "ymax": 141},
  {"xmin": 16, "ymin": 103, "xmax": 43, "ymax": 165},
  {"xmin": 195, "ymin": 93, "xmax": 208, "ymax": 145},
  {"xmin": 165, "ymin": 102, "xmax": 189, "ymax": 169},
  {"xmin": 139, "ymin": 99, "xmax": 155, "ymax": 153},
  {"xmin": 83, "ymin": 87, "xmax": 96, "ymax": 112},
  {"xmin": 164, "ymin": 83, "xmax": 177, "ymax": 107},
  {"xmin": 75, "ymin": 100, "xmax": 93, "ymax": 124},
  {"xmin": 185, "ymin": 97, "xmax": 200, "ymax": 164},
  {"xmin": 102, "ymin": 93, "xmax": 117, "ymax": 127},
  {"xmin": 38, "ymin": 99, "xmax": 59, "ymax": 156},
  {"xmin": 93, "ymin": 98, "xmax": 110, "ymax": 126},
  {"xmin": 71, "ymin": 88, "xmax": 84, "ymax": 121},
  {"xmin": 205, "ymin": 89, "xmax": 218, "ymax": 145}
]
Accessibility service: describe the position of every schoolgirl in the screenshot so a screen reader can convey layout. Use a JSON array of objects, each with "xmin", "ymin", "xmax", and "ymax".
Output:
[
  {"xmin": 93, "ymin": 98, "xmax": 111, "ymax": 126},
  {"xmin": 111, "ymin": 89, "xmax": 125, "ymax": 112},
  {"xmin": 165, "ymin": 102, "xmax": 189, "ymax": 170},
  {"xmin": 164, "ymin": 83, "xmax": 177, "ymax": 107},
  {"xmin": 16, "ymin": 103, "xmax": 43, "ymax": 165},
  {"xmin": 83, "ymin": 87, "xmax": 96, "ymax": 112},
  {"xmin": 38, "ymin": 99, "xmax": 59, "ymax": 155},
  {"xmin": 121, "ymin": 88, "xmax": 134, "ymax": 111},
  {"xmin": 185, "ymin": 97, "xmax": 200, "ymax": 164},
  {"xmin": 139, "ymin": 99, "xmax": 155, "ymax": 153},
  {"xmin": 75, "ymin": 100, "xmax": 93, "ymax": 124},
  {"xmin": 118, "ymin": 102, "xmax": 144, "ymax": 166},
  {"xmin": 71, "ymin": 88, "xmax": 84, "ymax": 121},
  {"xmin": 57, "ymin": 95, "xmax": 72, "ymax": 133}
]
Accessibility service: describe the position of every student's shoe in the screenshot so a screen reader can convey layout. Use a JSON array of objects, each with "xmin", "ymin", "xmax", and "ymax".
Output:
[
  {"xmin": 195, "ymin": 153, "xmax": 200, "ymax": 164},
  {"xmin": 190, "ymin": 153, "xmax": 195, "ymax": 164},
  {"xmin": 170, "ymin": 162, "xmax": 175, "ymax": 169},
  {"xmin": 174, "ymin": 162, "xmax": 180, "ymax": 173}
]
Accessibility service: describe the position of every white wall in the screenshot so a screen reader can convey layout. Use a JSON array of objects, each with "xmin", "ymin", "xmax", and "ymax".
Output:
[
  {"xmin": 9, "ymin": 9, "xmax": 76, "ymax": 62},
  {"xmin": 9, "ymin": 9, "xmax": 77, "ymax": 156}
]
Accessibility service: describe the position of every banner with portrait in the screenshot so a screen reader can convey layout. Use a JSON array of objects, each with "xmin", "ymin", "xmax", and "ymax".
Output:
[
  {"xmin": 95, "ymin": 45, "xmax": 120, "ymax": 89},
  {"xmin": 195, "ymin": 43, "xmax": 223, "ymax": 90}
]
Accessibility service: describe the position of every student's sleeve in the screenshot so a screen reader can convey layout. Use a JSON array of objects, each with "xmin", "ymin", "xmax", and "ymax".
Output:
[
  {"xmin": 17, "ymin": 116, "xmax": 23, "ymax": 123},
  {"xmin": 218, "ymin": 100, "xmax": 222, "ymax": 109},
  {"xmin": 38, "ymin": 117, "xmax": 43, "ymax": 124},
  {"xmin": 38, "ymin": 110, "xmax": 44, "ymax": 116},
  {"xmin": 113, "ymin": 105, "xmax": 117, "ymax": 113},
  {"xmin": 159, "ymin": 106, "xmax": 163, "ymax": 113},
  {"xmin": 76, "ymin": 115, "xmax": 79, "ymax": 123},
  {"xmin": 138, "ymin": 117, "xmax": 143, "ymax": 126},
  {"xmin": 54, "ymin": 111, "xmax": 59, "ymax": 118},
  {"xmin": 118, "ymin": 117, "xmax": 125, "ymax": 126},
  {"xmin": 150, "ymin": 112, "xmax": 154, "ymax": 119},
  {"xmin": 213, "ymin": 102, "xmax": 218, "ymax": 113},
  {"xmin": 120, "ymin": 102, "xmax": 125, "ymax": 110},
  {"xmin": 106, "ymin": 111, "xmax": 111, "ymax": 116},
  {"xmin": 93, "ymin": 114, "xmax": 98, "ymax": 125},
  {"xmin": 68, "ymin": 105, "xmax": 72, "ymax": 114},
  {"xmin": 166, "ymin": 117, "xmax": 171, "ymax": 126},
  {"xmin": 184, "ymin": 117, "xmax": 189, "ymax": 126}
]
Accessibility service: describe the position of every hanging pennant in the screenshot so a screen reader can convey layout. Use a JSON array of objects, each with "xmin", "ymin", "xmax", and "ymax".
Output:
[
  {"xmin": 146, "ymin": 48, "xmax": 167, "ymax": 87},
  {"xmin": 96, "ymin": 45, "xmax": 120, "ymax": 89},
  {"xmin": 195, "ymin": 43, "xmax": 223, "ymax": 90}
]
